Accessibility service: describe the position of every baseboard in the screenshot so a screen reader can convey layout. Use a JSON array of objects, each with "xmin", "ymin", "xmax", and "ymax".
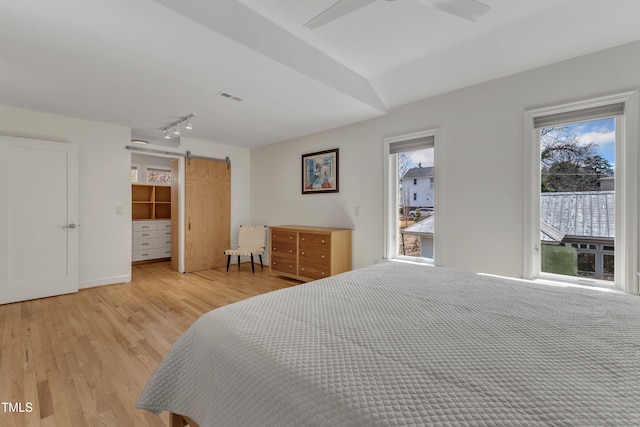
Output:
[{"xmin": 80, "ymin": 274, "xmax": 131, "ymax": 289}]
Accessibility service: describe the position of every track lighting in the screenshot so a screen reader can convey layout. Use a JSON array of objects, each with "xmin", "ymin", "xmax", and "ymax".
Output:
[{"xmin": 159, "ymin": 113, "xmax": 195, "ymax": 139}]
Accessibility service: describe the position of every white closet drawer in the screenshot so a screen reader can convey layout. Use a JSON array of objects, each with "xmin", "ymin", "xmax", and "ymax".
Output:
[
  {"xmin": 132, "ymin": 247, "xmax": 172, "ymax": 262},
  {"xmin": 156, "ymin": 220, "xmax": 172, "ymax": 231},
  {"xmin": 155, "ymin": 229, "xmax": 172, "ymax": 238},
  {"xmin": 132, "ymin": 220, "xmax": 172, "ymax": 262},
  {"xmin": 133, "ymin": 237, "xmax": 171, "ymax": 250},
  {"xmin": 133, "ymin": 221, "xmax": 158, "ymax": 232},
  {"xmin": 133, "ymin": 230, "xmax": 158, "ymax": 239}
]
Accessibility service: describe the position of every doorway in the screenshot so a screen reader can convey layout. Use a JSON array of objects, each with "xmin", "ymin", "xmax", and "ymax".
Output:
[{"xmin": 131, "ymin": 153, "xmax": 175, "ymax": 265}]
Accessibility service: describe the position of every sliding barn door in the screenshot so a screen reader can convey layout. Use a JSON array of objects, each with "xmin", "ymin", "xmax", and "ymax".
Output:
[{"xmin": 184, "ymin": 158, "xmax": 230, "ymax": 272}]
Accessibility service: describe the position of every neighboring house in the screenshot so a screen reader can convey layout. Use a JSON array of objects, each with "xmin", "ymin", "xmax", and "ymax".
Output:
[
  {"xmin": 540, "ymin": 191, "xmax": 615, "ymax": 280},
  {"xmin": 404, "ymin": 191, "xmax": 615, "ymax": 276},
  {"xmin": 401, "ymin": 164, "xmax": 434, "ymax": 209},
  {"xmin": 401, "ymin": 214, "xmax": 434, "ymax": 259}
]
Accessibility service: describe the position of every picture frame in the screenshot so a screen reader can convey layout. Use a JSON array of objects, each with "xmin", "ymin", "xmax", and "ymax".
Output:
[{"xmin": 302, "ymin": 148, "xmax": 339, "ymax": 194}]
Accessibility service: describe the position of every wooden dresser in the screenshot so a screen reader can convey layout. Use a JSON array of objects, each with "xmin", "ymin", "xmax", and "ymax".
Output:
[{"xmin": 269, "ymin": 225, "xmax": 352, "ymax": 282}]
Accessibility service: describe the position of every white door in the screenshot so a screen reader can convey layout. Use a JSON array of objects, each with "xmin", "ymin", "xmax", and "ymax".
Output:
[{"xmin": 0, "ymin": 135, "xmax": 79, "ymax": 304}]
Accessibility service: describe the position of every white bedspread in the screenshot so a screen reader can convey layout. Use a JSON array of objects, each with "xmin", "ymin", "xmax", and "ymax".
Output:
[{"xmin": 137, "ymin": 262, "xmax": 640, "ymax": 426}]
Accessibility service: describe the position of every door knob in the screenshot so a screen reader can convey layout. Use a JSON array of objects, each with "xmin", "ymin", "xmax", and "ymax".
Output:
[{"xmin": 62, "ymin": 223, "xmax": 77, "ymax": 229}]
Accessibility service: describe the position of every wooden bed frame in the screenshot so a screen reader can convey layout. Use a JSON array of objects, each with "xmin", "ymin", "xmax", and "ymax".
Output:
[{"xmin": 170, "ymin": 412, "xmax": 200, "ymax": 427}]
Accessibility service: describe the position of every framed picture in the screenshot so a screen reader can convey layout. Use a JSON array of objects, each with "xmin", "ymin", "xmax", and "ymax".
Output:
[{"xmin": 302, "ymin": 148, "xmax": 339, "ymax": 194}]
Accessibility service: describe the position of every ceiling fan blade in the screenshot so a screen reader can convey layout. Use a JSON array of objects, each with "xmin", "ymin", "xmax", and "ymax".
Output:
[
  {"xmin": 304, "ymin": 0, "xmax": 378, "ymax": 29},
  {"xmin": 418, "ymin": 0, "xmax": 490, "ymax": 22}
]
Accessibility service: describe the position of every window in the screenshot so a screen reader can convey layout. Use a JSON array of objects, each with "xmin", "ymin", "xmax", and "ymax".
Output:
[
  {"xmin": 524, "ymin": 92, "xmax": 638, "ymax": 293},
  {"xmin": 539, "ymin": 117, "xmax": 616, "ymax": 282},
  {"xmin": 146, "ymin": 167, "xmax": 171, "ymax": 184},
  {"xmin": 385, "ymin": 130, "xmax": 438, "ymax": 262},
  {"xmin": 131, "ymin": 166, "xmax": 138, "ymax": 183}
]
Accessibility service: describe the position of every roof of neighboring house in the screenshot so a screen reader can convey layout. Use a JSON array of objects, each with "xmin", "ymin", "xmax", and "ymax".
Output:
[
  {"xmin": 540, "ymin": 220, "xmax": 566, "ymax": 244},
  {"xmin": 402, "ymin": 215, "xmax": 434, "ymax": 236},
  {"xmin": 540, "ymin": 191, "xmax": 614, "ymax": 240},
  {"xmin": 402, "ymin": 166, "xmax": 434, "ymax": 180}
]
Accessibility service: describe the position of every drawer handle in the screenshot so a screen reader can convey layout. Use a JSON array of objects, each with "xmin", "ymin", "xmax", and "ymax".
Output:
[
  {"xmin": 289, "ymin": 265, "xmax": 293, "ymax": 268},
  {"xmin": 301, "ymin": 251, "xmax": 305, "ymax": 255},
  {"xmin": 141, "ymin": 233, "xmax": 150, "ymax": 237},
  {"xmin": 141, "ymin": 243, "xmax": 149, "ymax": 246},
  {"xmin": 166, "ymin": 241, "xmax": 171, "ymax": 244},
  {"xmin": 273, "ymin": 261, "xmax": 277, "ymax": 265},
  {"xmin": 273, "ymin": 247, "xmax": 277, "ymax": 251},
  {"xmin": 142, "ymin": 253, "xmax": 149, "ymax": 256},
  {"xmin": 289, "ymin": 236, "xmax": 293, "ymax": 240},
  {"xmin": 289, "ymin": 250, "xmax": 293, "ymax": 253},
  {"xmin": 301, "ymin": 267, "xmax": 305, "ymax": 271},
  {"xmin": 301, "ymin": 237, "xmax": 305, "ymax": 241},
  {"xmin": 322, "ymin": 255, "xmax": 325, "ymax": 258},
  {"xmin": 141, "ymin": 226, "xmax": 150, "ymax": 229},
  {"xmin": 322, "ymin": 240, "xmax": 325, "ymax": 244},
  {"xmin": 321, "ymin": 272, "xmax": 326, "ymax": 276}
]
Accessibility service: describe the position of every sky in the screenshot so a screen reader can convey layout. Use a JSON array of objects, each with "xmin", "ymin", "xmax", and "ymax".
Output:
[
  {"xmin": 406, "ymin": 147, "xmax": 434, "ymax": 169},
  {"xmin": 565, "ymin": 117, "xmax": 615, "ymax": 166}
]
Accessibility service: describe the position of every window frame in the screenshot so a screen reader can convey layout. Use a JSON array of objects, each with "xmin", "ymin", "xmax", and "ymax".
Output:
[
  {"xmin": 523, "ymin": 92, "xmax": 638, "ymax": 294},
  {"xmin": 384, "ymin": 129, "xmax": 440, "ymax": 264}
]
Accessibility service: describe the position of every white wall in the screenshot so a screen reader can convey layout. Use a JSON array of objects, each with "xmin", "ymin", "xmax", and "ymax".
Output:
[
  {"xmin": 0, "ymin": 106, "xmax": 251, "ymax": 289},
  {"xmin": 251, "ymin": 40, "xmax": 640, "ymax": 278}
]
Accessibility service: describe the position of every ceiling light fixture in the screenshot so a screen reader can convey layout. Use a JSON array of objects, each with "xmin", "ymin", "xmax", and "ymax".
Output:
[
  {"xmin": 159, "ymin": 113, "xmax": 195, "ymax": 139},
  {"xmin": 131, "ymin": 139, "xmax": 149, "ymax": 144}
]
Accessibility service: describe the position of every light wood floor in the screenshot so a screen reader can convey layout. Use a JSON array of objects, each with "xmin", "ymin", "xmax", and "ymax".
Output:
[{"xmin": 0, "ymin": 262, "xmax": 298, "ymax": 427}]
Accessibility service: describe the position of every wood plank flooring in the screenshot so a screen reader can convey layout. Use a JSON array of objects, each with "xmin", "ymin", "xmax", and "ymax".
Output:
[{"xmin": 0, "ymin": 262, "xmax": 298, "ymax": 426}]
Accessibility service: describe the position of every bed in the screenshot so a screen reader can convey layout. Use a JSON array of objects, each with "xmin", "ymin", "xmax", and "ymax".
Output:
[{"xmin": 137, "ymin": 262, "xmax": 640, "ymax": 426}]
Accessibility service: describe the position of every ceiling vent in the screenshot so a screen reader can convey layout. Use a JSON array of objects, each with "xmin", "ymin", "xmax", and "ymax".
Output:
[{"xmin": 217, "ymin": 91, "xmax": 243, "ymax": 102}]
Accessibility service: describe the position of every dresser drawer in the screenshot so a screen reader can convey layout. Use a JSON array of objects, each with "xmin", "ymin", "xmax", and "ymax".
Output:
[
  {"xmin": 133, "ymin": 230, "xmax": 158, "ymax": 239},
  {"xmin": 271, "ymin": 256, "xmax": 297, "ymax": 274},
  {"xmin": 156, "ymin": 221, "xmax": 172, "ymax": 232},
  {"xmin": 271, "ymin": 229, "xmax": 297, "ymax": 244},
  {"xmin": 155, "ymin": 229, "xmax": 172, "ymax": 238},
  {"xmin": 271, "ymin": 241, "xmax": 297, "ymax": 258},
  {"xmin": 133, "ymin": 236, "xmax": 171, "ymax": 250},
  {"xmin": 299, "ymin": 262, "xmax": 330, "ymax": 280},
  {"xmin": 299, "ymin": 232, "xmax": 331, "ymax": 247},
  {"xmin": 132, "ymin": 247, "xmax": 172, "ymax": 262},
  {"xmin": 133, "ymin": 221, "xmax": 157, "ymax": 232},
  {"xmin": 299, "ymin": 245, "xmax": 330, "ymax": 265}
]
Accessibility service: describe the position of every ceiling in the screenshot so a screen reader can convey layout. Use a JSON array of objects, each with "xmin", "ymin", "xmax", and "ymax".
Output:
[{"xmin": 1, "ymin": 0, "xmax": 640, "ymax": 148}]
